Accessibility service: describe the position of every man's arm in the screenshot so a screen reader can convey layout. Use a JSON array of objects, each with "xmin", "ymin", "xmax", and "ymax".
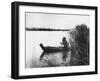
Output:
[{"xmin": 60, "ymin": 42, "xmax": 63, "ymax": 45}]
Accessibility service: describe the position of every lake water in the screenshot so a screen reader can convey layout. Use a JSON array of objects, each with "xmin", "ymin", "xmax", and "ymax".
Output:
[{"xmin": 26, "ymin": 31, "xmax": 71, "ymax": 68}]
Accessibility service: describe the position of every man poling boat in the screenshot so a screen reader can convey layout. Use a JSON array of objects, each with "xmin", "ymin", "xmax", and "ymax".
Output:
[
  {"xmin": 40, "ymin": 37, "xmax": 70, "ymax": 52},
  {"xmin": 60, "ymin": 37, "xmax": 69, "ymax": 50}
]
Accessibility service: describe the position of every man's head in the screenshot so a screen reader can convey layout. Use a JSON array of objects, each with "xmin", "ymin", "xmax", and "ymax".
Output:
[{"xmin": 63, "ymin": 37, "xmax": 66, "ymax": 41}]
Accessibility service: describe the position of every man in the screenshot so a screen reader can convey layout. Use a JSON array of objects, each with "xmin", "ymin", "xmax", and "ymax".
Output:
[{"xmin": 60, "ymin": 37, "xmax": 69, "ymax": 49}]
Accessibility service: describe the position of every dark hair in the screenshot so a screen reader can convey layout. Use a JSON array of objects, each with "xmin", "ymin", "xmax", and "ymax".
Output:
[{"xmin": 63, "ymin": 37, "xmax": 66, "ymax": 40}]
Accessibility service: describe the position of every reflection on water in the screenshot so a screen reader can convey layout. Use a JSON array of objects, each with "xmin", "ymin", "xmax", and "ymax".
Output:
[
  {"xmin": 27, "ymin": 51, "xmax": 71, "ymax": 68},
  {"xmin": 40, "ymin": 51, "xmax": 71, "ymax": 67}
]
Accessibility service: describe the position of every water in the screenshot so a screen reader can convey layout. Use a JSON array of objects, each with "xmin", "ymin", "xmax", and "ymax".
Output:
[
  {"xmin": 27, "ymin": 51, "xmax": 71, "ymax": 68},
  {"xmin": 26, "ymin": 31, "xmax": 71, "ymax": 68}
]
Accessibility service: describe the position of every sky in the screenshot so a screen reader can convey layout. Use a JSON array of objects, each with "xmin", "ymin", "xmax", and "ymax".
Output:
[{"xmin": 25, "ymin": 12, "xmax": 90, "ymax": 29}]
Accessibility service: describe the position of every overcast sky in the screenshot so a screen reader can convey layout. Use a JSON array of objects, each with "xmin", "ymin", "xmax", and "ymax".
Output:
[{"xmin": 26, "ymin": 12, "xmax": 90, "ymax": 29}]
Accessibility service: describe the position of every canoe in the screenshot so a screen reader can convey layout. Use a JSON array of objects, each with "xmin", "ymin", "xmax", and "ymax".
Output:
[{"xmin": 40, "ymin": 43, "xmax": 69, "ymax": 52}]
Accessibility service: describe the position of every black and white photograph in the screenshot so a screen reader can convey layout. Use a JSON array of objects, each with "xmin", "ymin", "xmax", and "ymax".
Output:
[
  {"xmin": 25, "ymin": 12, "xmax": 90, "ymax": 68},
  {"xmin": 11, "ymin": 1, "xmax": 97, "ymax": 79}
]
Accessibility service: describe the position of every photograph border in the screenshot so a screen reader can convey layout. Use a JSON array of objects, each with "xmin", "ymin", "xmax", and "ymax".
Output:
[{"xmin": 11, "ymin": 1, "xmax": 98, "ymax": 79}]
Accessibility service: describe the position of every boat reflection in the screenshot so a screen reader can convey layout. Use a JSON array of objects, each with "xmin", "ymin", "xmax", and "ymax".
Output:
[{"xmin": 39, "ymin": 51, "xmax": 71, "ymax": 67}]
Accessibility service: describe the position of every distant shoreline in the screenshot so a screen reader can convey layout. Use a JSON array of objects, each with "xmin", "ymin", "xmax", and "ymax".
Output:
[{"xmin": 26, "ymin": 28, "xmax": 70, "ymax": 31}]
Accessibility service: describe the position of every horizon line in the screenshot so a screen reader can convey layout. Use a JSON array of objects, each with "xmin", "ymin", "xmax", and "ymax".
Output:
[{"xmin": 26, "ymin": 28, "xmax": 70, "ymax": 31}]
